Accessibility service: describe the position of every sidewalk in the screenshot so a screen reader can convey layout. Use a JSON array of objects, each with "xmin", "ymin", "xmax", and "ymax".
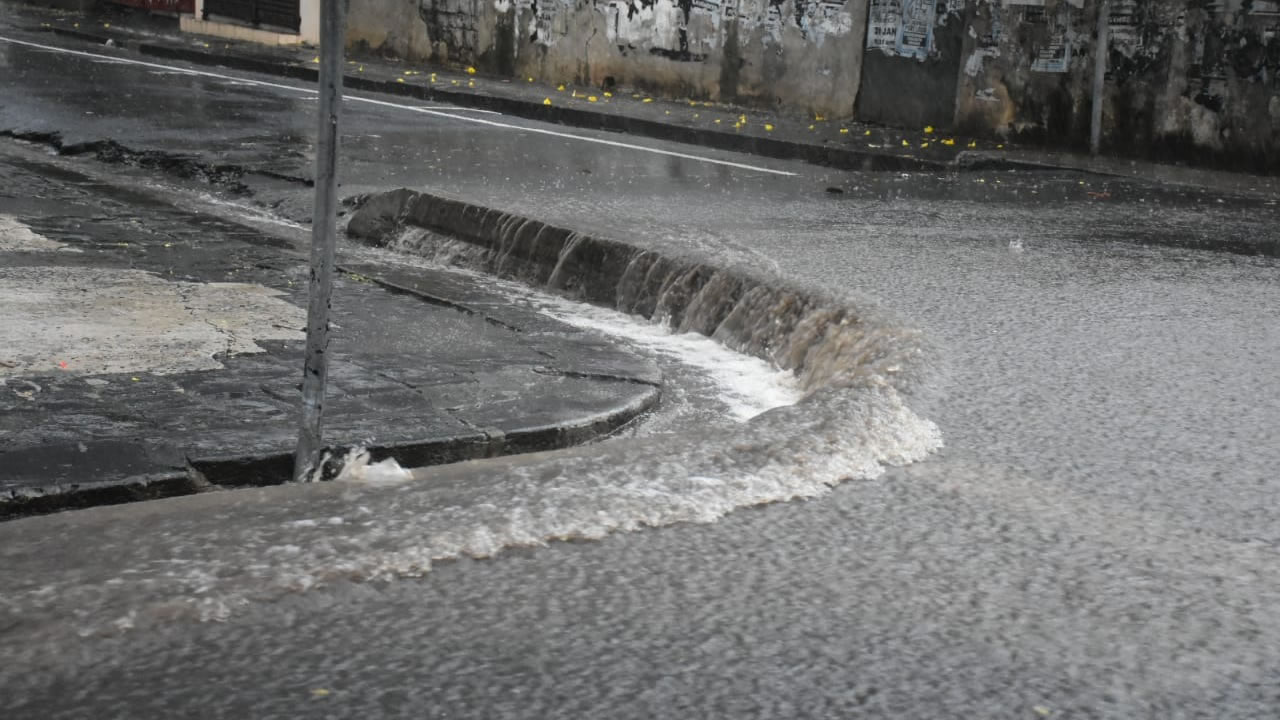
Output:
[
  {"xmin": 6, "ymin": 1, "xmax": 1278, "ymax": 200},
  {"xmin": 0, "ymin": 142, "xmax": 660, "ymax": 518}
]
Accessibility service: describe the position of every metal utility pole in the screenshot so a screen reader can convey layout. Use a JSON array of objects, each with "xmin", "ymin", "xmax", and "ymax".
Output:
[
  {"xmin": 295, "ymin": 0, "xmax": 348, "ymax": 482},
  {"xmin": 1090, "ymin": 0, "xmax": 1111, "ymax": 156}
]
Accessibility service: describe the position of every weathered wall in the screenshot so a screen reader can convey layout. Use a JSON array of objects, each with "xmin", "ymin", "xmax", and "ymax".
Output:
[
  {"xmin": 346, "ymin": 0, "xmax": 872, "ymax": 117},
  {"xmin": 953, "ymin": 0, "xmax": 1095, "ymax": 146},
  {"xmin": 347, "ymin": 0, "xmax": 433, "ymax": 61},
  {"xmin": 954, "ymin": 0, "xmax": 1280, "ymax": 169},
  {"xmin": 345, "ymin": 0, "xmax": 1279, "ymax": 170},
  {"xmin": 857, "ymin": 1, "xmax": 969, "ymax": 128}
]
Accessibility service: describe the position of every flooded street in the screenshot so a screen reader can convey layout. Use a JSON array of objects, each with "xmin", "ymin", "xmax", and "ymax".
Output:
[{"xmin": 3, "ymin": 20, "xmax": 1280, "ymax": 718}]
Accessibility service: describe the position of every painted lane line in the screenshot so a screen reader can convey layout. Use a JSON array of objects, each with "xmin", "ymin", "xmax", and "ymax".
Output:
[{"xmin": 0, "ymin": 35, "xmax": 798, "ymax": 177}]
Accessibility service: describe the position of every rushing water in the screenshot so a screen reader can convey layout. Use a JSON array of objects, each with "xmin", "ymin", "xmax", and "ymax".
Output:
[{"xmin": 1, "ymin": 187, "xmax": 945, "ymax": 650}]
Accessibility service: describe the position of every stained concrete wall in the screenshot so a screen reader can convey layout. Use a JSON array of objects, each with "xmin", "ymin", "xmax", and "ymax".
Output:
[
  {"xmin": 856, "ymin": 2, "xmax": 969, "ymax": 129},
  {"xmin": 955, "ymin": 0, "xmax": 1280, "ymax": 170},
  {"xmin": 346, "ymin": 0, "xmax": 872, "ymax": 117},
  {"xmin": 345, "ymin": 0, "xmax": 1280, "ymax": 170},
  {"xmin": 347, "ymin": 0, "xmax": 432, "ymax": 60}
]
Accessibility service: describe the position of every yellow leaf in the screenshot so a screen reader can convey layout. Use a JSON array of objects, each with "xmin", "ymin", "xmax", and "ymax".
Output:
[
  {"xmin": 558, "ymin": 84, "xmax": 566, "ymax": 91},
  {"xmin": 924, "ymin": 125, "xmax": 934, "ymax": 134},
  {"xmin": 765, "ymin": 124, "xmax": 775, "ymax": 131},
  {"xmin": 543, "ymin": 97, "xmax": 552, "ymax": 105},
  {"xmin": 604, "ymin": 91, "xmax": 612, "ymax": 97},
  {"xmin": 840, "ymin": 128, "xmax": 849, "ymax": 134},
  {"xmin": 396, "ymin": 78, "xmax": 404, "ymax": 83},
  {"xmin": 312, "ymin": 56, "xmax": 319, "ymax": 63},
  {"xmin": 588, "ymin": 95, "xmax": 598, "ymax": 102},
  {"xmin": 968, "ymin": 140, "xmax": 977, "ymax": 148},
  {"xmin": 901, "ymin": 139, "xmax": 910, "ymax": 147},
  {"xmin": 311, "ymin": 688, "xmax": 331, "ymax": 698},
  {"xmin": 466, "ymin": 66, "xmax": 477, "ymax": 74},
  {"xmin": 808, "ymin": 124, "xmax": 815, "ymax": 130}
]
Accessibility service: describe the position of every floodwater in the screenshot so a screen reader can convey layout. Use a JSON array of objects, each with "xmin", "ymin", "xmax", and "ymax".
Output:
[{"xmin": 3, "ymin": 23, "xmax": 1280, "ymax": 717}]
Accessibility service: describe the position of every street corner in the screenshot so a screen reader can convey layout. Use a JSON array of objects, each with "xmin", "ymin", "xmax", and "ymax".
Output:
[{"xmin": 0, "ymin": 185, "xmax": 667, "ymax": 517}]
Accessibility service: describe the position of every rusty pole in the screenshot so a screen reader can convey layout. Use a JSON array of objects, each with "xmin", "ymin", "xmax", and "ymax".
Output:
[
  {"xmin": 295, "ymin": 0, "xmax": 347, "ymax": 482},
  {"xmin": 1091, "ymin": 0, "xmax": 1111, "ymax": 156}
]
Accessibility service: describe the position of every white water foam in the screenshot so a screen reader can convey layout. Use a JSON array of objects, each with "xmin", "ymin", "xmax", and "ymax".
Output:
[
  {"xmin": 334, "ymin": 448, "xmax": 414, "ymax": 484},
  {"xmin": 536, "ymin": 296, "xmax": 804, "ymax": 421}
]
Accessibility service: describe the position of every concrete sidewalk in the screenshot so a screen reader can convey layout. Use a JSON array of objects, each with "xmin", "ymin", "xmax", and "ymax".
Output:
[
  {"xmin": 0, "ymin": 142, "xmax": 660, "ymax": 518},
  {"xmin": 5, "ymin": 1, "xmax": 1278, "ymax": 201}
]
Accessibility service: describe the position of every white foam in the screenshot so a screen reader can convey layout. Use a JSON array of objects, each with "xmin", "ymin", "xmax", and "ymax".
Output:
[
  {"xmin": 335, "ymin": 449, "xmax": 414, "ymax": 484},
  {"xmin": 535, "ymin": 296, "xmax": 804, "ymax": 421}
]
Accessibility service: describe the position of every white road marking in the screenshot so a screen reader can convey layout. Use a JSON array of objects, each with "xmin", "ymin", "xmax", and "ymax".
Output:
[{"xmin": 0, "ymin": 35, "xmax": 799, "ymax": 177}]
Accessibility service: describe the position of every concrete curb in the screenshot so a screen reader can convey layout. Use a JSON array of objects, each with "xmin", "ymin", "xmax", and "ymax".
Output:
[
  {"xmin": 345, "ymin": 188, "xmax": 934, "ymax": 397},
  {"xmin": 2, "ymin": 362, "xmax": 660, "ymax": 522}
]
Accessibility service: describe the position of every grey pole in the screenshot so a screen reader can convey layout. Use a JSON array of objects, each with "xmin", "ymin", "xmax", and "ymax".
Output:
[
  {"xmin": 295, "ymin": 0, "xmax": 348, "ymax": 482},
  {"xmin": 1090, "ymin": 0, "xmax": 1110, "ymax": 156}
]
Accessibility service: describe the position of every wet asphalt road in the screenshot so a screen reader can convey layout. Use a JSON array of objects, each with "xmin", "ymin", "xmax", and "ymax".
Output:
[{"xmin": 3, "ymin": 26, "xmax": 1280, "ymax": 719}]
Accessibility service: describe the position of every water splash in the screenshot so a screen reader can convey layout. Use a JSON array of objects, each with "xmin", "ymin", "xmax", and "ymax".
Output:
[{"xmin": 0, "ymin": 190, "xmax": 945, "ymax": 654}]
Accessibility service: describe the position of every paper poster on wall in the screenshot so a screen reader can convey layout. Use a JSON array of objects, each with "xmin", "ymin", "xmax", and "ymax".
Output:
[
  {"xmin": 867, "ymin": 0, "xmax": 902, "ymax": 55},
  {"xmin": 895, "ymin": 0, "xmax": 935, "ymax": 60},
  {"xmin": 1030, "ymin": 34, "xmax": 1071, "ymax": 72}
]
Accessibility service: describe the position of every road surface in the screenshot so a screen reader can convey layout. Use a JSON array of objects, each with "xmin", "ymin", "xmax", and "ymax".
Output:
[{"xmin": 2, "ymin": 25, "xmax": 1279, "ymax": 719}]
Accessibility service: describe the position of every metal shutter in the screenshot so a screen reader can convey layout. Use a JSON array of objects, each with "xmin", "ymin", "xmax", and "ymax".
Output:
[{"xmin": 203, "ymin": 0, "xmax": 300, "ymax": 33}]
